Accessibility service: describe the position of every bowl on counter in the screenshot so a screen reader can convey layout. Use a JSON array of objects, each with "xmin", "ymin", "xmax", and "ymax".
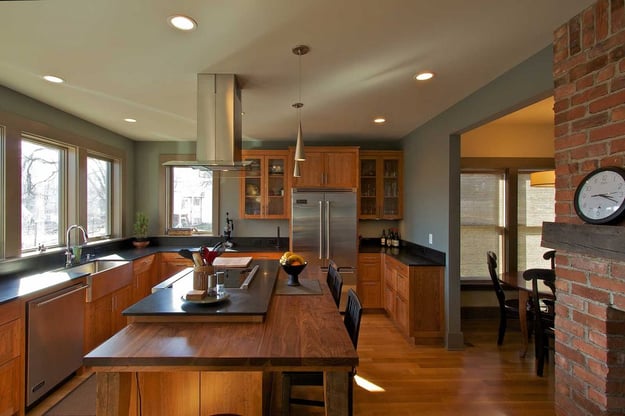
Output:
[{"xmin": 281, "ymin": 262, "xmax": 307, "ymax": 286}]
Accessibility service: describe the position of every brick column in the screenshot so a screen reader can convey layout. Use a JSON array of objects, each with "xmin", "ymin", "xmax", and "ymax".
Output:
[{"xmin": 552, "ymin": 1, "xmax": 625, "ymax": 415}]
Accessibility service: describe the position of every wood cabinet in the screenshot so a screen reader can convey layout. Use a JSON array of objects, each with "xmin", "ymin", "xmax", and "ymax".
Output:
[
  {"xmin": 221, "ymin": 251, "xmax": 282, "ymax": 260},
  {"xmin": 132, "ymin": 254, "xmax": 157, "ymax": 303},
  {"xmin": 84, "ymin": 262, "xmax": 134, "ymax": 353},
  {"xmin": 290, "ymin": 146, "xmax": 359, "ymax": 188},
  {"xmin": 383, "ymin": 255, "xmax": 444, "ymax": 344},
  {"xmin": 159, "ymin": 252, "xmax": 193, "ymax": 281},
  {"xmin": 357, "ymin": 253, "xmax": 382, "ymax": 309},
  {"xmin": 241, "ymin": 150, "xmax": 290, "ymax": 219},
  {"xmin": 359, "ymin": 150, "xmax": 403, "ymax": 219},
  {"xmin": 0, "ymin": 300, "xmax": 22, "ymax": 416}
]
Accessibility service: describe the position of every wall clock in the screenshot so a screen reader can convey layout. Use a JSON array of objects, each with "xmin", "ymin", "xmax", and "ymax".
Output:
[{"xmin": 574, "ymin": 166, "xmax": 625, "ymax": 224}]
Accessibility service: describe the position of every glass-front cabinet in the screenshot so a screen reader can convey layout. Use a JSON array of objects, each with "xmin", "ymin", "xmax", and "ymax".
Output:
[
  {"xmin": 240, "ymin": 150, "xmax": 289, "ymax": 219},
  {"xmin": 359, "ymin": 150, "xmax": 403, "ymax": 220}
]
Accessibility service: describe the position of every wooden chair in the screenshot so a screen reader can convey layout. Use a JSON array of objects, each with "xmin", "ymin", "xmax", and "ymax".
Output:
[
  {"xmin": 523, "ymin": 268, "xmax": 556, "ymax": 376},
  {"xmin": 487, "ymin": 251, "xmax": 529, "ymax": 345},
  {"xmin": 327, "ymin": 260, "xmax": 344, "ymax": 308},
  {"xmin": 543, "ymin": 250, "xmax": 556, "ymax": 270},
  {"xmin": 281, "ymin": 289, "xmax": 363, "ymax": 415}
]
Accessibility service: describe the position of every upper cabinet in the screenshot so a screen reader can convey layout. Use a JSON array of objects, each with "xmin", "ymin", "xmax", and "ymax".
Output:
[
  {"xmin": 359, "ymin": 150, "xmax": 403, "ymax": 220},
  {"xmin": 240, "ymin": 150, "xmax": 290, "ymax": 219},
  {"xmin": 289, "ymin": 146, "xmax": 359, "ymax": 189}
]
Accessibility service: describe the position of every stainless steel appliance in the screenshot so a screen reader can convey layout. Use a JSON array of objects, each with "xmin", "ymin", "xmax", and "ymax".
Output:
[
  {"xmin": 26, "ymin": 283, "xmax": 87, "ymax": 407},
  {"xmin": 291, "ymin": 189, "xmax": 358, "ymax": 309}
]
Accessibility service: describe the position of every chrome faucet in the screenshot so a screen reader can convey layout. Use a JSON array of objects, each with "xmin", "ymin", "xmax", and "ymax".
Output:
[{"xmin": 65, "ymin": 224, "xmax": 88, "ymax": 267}]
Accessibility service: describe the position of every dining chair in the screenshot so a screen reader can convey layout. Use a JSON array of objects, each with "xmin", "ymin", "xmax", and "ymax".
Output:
[
  {"xmin": 281, "ymin": 289, "xmax": 363, "ymax": 415},
  {"xmin": 327, "ymin": 260, "xmax": 344, "ymax": 308},
  {"xmin": 487, "ymin": 251, "xmax": 529, "ymax": 345},
  {"xmin": 543, "ymin": 250, "xmax": 556, "ymax": 270},
  {"xmin": 523, "ymin": 268, "xmax": 556, "ymax": 376}
]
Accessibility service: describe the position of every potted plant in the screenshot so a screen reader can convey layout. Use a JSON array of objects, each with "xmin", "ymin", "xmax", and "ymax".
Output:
[{"xmin": 133, "ymin": 211, "xmax": 150, "ymax": 248}]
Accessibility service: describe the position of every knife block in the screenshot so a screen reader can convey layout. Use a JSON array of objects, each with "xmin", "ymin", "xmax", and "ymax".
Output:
[{"xmin": 193, "ymin": 265, "xmax": 214, "ymax": 290}]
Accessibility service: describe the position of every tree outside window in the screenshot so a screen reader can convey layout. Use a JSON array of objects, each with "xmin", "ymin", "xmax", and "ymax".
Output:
[
  {"xmin": 87, "ymin": 156, "xmax": 111, "ymax": 238},
  {"xmin": 21, "ymin": 139, "xmax": 61, "ymax": 250}
]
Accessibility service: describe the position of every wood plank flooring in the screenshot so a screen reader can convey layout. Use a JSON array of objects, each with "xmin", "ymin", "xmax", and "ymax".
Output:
[{"xmin": 27, "ymin": 313, "xmax": 554, "ymax": 416}]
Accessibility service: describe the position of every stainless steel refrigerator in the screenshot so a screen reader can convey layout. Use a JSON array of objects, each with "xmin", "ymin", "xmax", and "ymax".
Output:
[{"xmin": 291, "ymin": 189, "xmax": 358, "ymax": 309}]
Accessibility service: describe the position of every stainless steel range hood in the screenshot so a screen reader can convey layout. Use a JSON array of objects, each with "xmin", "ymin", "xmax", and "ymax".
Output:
[{"xmin": 163, "ymin": 74, "xmax": 251, "ymax": 171}]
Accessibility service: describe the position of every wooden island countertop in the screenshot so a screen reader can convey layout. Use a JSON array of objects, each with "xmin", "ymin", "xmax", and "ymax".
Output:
[{"xmin": 83, "ymin": 265, "xmax": 358, "ymax": 416}]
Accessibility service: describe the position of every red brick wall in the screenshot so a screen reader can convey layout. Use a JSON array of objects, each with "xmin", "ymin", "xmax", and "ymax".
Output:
[{"xmin": 553, "ymin": 1, "xmax": 625, "ymax": 415}]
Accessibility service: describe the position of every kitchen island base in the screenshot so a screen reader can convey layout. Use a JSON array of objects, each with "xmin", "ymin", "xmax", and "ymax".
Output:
[
  {"xmin": 95, "ymin": 368, "xmax": 349, "ymax": 415},
  {"xmin": 96, "ymin": 371, "xmax": 267, "ymax": 415}
]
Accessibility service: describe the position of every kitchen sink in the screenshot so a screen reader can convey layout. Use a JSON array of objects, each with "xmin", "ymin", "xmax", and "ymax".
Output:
[{"xmin": 64, "ymin": 260, "xmax": 129, "ymax": 275}]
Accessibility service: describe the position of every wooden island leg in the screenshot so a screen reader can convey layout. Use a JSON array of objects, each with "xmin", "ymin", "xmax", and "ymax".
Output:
[
  {"xmin": 324, "ymin": 371, "xmax": 349, "ymax": 416},
  {"xmin": 96, "ymin": 372, "xmax": 131, "ymax": 416}
]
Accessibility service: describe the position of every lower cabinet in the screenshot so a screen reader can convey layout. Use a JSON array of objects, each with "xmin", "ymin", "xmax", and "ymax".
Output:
[
  {"xmin": 84, "ymin": 262, "xmax": 134, "ymax": 354},
  {"xmin": 0, "ymin": 300, "xmax": 22, "ymax": 416},
  {"xmin": 383, "ymin": 255, "xmax": 445, "ymax": 344},
  {"xmin": 132, "ymin": 254, "xmax": 157, "ymax": 303},
  {"xmin": 159, "ymin": 252, "xmax": 193, "ymax": 281},
  {"xmin": 357, "ymin": 253, "xmax": 382, "ymax": 309}
]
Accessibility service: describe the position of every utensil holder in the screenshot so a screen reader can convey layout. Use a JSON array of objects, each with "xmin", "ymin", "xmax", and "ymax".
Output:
[{"xmin": 193, "ymin": 265, "xmax": 214, "ymax": 290}]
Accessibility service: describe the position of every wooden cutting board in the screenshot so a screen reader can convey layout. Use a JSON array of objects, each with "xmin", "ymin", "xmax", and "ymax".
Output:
[{"xmin": 212, "ymin": 256, "xmax": 253, "ymax": 268}]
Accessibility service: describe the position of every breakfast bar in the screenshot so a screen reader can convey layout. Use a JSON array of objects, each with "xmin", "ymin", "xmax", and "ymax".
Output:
[{"xmin": 83, "ymin": 261, "xmax": 358, "ymax": 415}]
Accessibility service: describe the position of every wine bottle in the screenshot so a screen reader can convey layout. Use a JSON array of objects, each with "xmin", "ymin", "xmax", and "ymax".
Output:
[{"xmin": 381, "ymin": 229, "xmax": 386, "ymax": 246}]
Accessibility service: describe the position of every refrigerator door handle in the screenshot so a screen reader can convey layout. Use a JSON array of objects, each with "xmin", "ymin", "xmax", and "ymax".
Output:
[
  {"xmin": 325, "ymin": 200, "xmax": 331, "ymax": 260},
  {"xmin": 319, "ymin": 200, "xmax": 324, "ymax": 260}
]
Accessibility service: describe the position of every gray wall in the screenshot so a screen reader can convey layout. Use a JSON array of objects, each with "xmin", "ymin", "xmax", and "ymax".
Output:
[{"xmin": 401, "ymin": 45, "xmax": 555, "ymax": 349}]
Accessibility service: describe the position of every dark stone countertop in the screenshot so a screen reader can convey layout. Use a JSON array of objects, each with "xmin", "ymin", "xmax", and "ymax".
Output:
[
  {"xmin": 359, "ymin": 239, "xmax": 446, "ymax": 267},
  {"xmin": 122, "ymin": 260, "xmax": 279, "ymax": 320},
  {"xmin": 0, "ymin": 237, "xmax": 286, "ymax": 305}
]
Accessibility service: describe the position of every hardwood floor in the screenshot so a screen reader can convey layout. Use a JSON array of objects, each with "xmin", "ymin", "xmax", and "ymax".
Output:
[
  {"xmin": 27, "ymin": 314, "xmax": 553, "ymax": 416},
  {"xmin": 285, "ymin": 313, "xmax": 554, "ymax": 416}
]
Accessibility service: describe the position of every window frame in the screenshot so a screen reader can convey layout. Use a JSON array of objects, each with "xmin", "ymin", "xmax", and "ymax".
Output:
[
  {"xmin": 159, "ymin": 154, "xmax": 220, "ymax": 236},
  {"xmin": 86, "ymin": 154, "xmax": 114, "ymax": 240},
  {"xmin": 460, "ymin": 158, "xmax": 554, "ymax": 279},
  {"xmin": 0, "ymin": 110, "xmax": 126, "ymax": 260}
]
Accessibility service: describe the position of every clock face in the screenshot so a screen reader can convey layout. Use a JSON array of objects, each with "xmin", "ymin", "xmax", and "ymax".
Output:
[{"xmin": 574, "ymin": 167, "xmax": 625, "ymax": 224}]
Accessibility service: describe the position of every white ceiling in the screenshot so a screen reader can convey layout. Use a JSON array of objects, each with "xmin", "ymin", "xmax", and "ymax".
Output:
[{"xmin": 0, "ymin": 0, "xmax": 593, "ymax": 145}]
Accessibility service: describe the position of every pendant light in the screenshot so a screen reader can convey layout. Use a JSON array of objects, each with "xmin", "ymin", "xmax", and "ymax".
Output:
[
  {"xmin": 292, "ymin": 45, "xmax": 309, "ymax": 168},
  {"xmin": 293, "ymin": 160, "xmax": 301, "ymax": 178},
  {"xmin": 530, "ymin": 170, "xmax": 555, "ymax": 187}
]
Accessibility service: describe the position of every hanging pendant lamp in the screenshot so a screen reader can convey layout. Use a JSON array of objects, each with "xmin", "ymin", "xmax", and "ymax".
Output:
[
  {"xmin": 292, "ymin": 45, "xmax": 309, "ymax": 165},
  {"xmin": 293, "ymin": 160, "xmax": 301, "ymax": 177}
]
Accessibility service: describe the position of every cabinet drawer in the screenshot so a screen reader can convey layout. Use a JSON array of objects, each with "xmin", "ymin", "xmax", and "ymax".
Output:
[
  {"xmin": 0, "ymin": 319, "xmax": 20, "ymax": 364},
  {"xmin": 133, "ymin": 254, "xmax": 156, "ymax": 274}
]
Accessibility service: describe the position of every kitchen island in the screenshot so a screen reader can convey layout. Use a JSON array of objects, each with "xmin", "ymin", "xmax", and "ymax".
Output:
[{"xmin": 84, "ymin": 260, "xmax": 357, "ymax": 415}]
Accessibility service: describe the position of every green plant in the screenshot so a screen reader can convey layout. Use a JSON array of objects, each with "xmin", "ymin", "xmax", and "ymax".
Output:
[{"xmin": 133, "ymin": 211, "xmax": 149, "ymax": 239}]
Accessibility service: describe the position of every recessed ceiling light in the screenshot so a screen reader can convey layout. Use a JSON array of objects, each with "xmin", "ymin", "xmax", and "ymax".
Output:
[
  {"xmin": 124, "ymin": 118, "xmax": 137, "ymax": 123},
  {"xmin": 43, "ymin": 75, "xmax": 64, "ymax": 84},
  {"xmin": 415, "ymin": 72, "xmax": 434, "ymax": 81},
  {"xmin": 168, "ymin": 15, "xmax": 197, "ymax": 31},
  {"xmin": 373, "ymin": 117, "xmax": 386, "ymax": 124}
]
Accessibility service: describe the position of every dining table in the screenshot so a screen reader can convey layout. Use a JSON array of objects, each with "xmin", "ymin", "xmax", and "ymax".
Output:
[{"xmin": 499, "ymin": 270, "xmax": 555, "ymax": 357}]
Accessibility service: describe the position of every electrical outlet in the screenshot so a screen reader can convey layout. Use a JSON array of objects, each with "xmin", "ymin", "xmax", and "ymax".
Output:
[{"xmin": 428, "ymin": 233, "xmax": 433, "ymax": 245}]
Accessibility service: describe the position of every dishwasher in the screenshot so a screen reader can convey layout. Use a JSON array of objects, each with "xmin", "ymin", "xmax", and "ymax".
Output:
[{"xmin": 26, "ymin": 282, "xmax": 88, "ymax": 407}]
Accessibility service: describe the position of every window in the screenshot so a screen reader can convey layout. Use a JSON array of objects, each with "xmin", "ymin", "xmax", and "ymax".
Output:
[
  {"xmin": 171, "ymin": 167, "xmax": 214, "ymax": 232},
  {"xmin": 460, "ymin": 171, "xmax": 506, "ymax": 279},
  {"xmin": 21, "ymin": 138, "xmax": 63, "ymax": 250},
  {"xmin": 87, "ymin": 156, "xmax": 112, "ymax": 238},
  {"xmin": 518, "ymin": 172, "xmax": 555, "ymax": 270}
]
